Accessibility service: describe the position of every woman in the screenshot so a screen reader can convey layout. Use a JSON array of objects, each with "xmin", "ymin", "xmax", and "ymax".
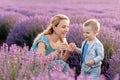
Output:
[{"xmin": 31, "ymin": 14, "xmax": 76, "ymax": 72}]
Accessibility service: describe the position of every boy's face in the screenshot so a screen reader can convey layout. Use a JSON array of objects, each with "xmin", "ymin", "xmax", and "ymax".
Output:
[{"xmin": 82, "ymin": 26, "xmax": 97, "ymax": 41}]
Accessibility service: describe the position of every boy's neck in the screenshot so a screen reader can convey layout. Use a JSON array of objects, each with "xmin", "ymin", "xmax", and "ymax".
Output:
[{"xmin": 86, "ymin": 37, "xmax": 97, "ymax": 44}]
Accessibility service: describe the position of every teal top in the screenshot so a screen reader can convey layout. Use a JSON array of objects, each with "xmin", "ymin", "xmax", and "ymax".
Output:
[
  {"xmin": 31, "ymin": 35, "xmax": 56, "ymax": 55},
  {"xmin": 30, "ymin": 35, "xmax": 69, "ymax": 72}
]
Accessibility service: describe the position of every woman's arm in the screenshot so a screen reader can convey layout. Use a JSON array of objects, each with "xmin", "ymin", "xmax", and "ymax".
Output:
[
  {"xmin": 61, "ymin": 50, "xmax": 71, "ymax": 62},
  {"xmin": 37, "ymin": 42, "xmax": 59, "ymax": 60},
  {"xmin": 60, "ymin": 42, "xmax": 77, "ymax": 62},
  {"xmin": 37, "ymin": 42, "xmax": 46, "ymax": 55},
  {"xmin": 58, "ymin": 38, "xmax": 70, "ymax": 62}
]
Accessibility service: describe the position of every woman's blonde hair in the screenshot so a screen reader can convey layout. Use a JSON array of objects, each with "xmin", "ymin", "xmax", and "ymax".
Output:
[
  {"xmin": 34, "ymin": 14, "xmax": 70, "ymax": 43},
  {"xmin": 83, "ymin": 19, "xmax": 100, "ymax": 33}
]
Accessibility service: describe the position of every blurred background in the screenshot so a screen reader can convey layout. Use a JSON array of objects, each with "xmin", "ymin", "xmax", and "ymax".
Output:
[{"xmin": 0, "ymin": 0, "xmax": 120, "ymax": 80}]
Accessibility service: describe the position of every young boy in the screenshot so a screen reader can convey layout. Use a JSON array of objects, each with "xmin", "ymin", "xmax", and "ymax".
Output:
[{"xmin": 76, "ymin": 19, "xmax": 104, "ymax": 80}]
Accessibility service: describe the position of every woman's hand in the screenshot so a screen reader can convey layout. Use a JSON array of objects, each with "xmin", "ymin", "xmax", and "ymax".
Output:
[
  {"xmin": 55, "ymin": 43, "xmax": 68, "ymax": 59},
  {"xmin": 67, "ymin": 42, "xmax": 77, "ymax": 53},
  {"xmin": 56, "ymin": 43, "xmax": 68, "ymax": 53}
]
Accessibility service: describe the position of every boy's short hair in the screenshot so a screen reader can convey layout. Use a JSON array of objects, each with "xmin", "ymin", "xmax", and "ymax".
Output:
[{"xmin": 83, "ymin": 19, "xmax": 100, "ymax": 32}]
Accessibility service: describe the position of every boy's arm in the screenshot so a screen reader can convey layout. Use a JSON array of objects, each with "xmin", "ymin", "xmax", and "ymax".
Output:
[
  {"xmin": 76, "ymin": 47, "xmax": 82, "ymax": 54},
  {"xmin": 93, "ymin": 43, "xmax": 104, "ymax": 64}
]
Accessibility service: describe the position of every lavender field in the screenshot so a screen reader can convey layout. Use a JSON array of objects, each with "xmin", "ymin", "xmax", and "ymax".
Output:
[{"xmin": 0, "ymin": 0, "xmax": 120, "ymax": 80}]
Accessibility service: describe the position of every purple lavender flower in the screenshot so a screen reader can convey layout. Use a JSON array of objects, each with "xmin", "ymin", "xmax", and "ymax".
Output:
[{"xmin": 6, "ymin": 15, "xmax": 50, "ymax": 48}]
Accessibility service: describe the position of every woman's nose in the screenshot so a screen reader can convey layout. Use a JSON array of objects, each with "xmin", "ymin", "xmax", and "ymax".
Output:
[{"xmin": 65, "ymin": 27, "xmax": 69, "ymax": 32}]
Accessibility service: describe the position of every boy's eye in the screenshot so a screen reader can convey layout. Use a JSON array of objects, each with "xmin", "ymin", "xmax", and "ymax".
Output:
[
  {"xmin": 83, "ymin": 32, "xmax": 90, "ymax": 34},
  {"xmin": 86, "ymin": 32, "xmax": 90, "ymax": 34}
]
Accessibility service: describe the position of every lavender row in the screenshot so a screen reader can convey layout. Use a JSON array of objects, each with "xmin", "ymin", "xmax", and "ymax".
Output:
[{"xmin": 0, "ymin": 43, "xmax": 119, "ymax": 80}]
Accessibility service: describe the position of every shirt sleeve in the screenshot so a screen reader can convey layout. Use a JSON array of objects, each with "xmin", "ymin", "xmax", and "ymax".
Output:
[
  {"xmin": 94, "ymin": 43, "xmax": 104, "ymax": 64},
  {"xmin": 76, "ymin": 48, "xmax": 82, "ymax": 54},
  {"xmin": 30, "ymin": 35, "xmax": 48, "ymax": 51}
]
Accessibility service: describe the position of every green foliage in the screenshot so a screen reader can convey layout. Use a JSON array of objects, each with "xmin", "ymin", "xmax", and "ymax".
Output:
[{"xmin": 0, "ymin": 22, "xmax": 11, "ymax": 40}]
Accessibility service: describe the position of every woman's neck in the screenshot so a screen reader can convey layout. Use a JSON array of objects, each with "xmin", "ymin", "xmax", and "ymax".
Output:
[{"xmin": 49, "ymin": 34, "xmax": 61, "ymax": 43}]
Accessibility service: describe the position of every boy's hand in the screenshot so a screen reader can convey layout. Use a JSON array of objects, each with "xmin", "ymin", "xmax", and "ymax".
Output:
[{"xmin": 86, "ymin": 60, "xmax": 95, "ymax": 67}]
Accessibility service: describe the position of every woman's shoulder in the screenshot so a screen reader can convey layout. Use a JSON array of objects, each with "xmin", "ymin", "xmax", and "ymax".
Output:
[
  {"xmin": 32, "ymin": 34, "xmax": 49, "ymax": 47},
  {"xmin": 31, "ymin": 34, "xmax": 49, "ymax": 50},
  {"xmin": 40, "ymin": 34, "xmax": 47, "ymax": 39},
  {"xmin": 38, "ymin": 34, "xmax": 48, "ymax": 42}
]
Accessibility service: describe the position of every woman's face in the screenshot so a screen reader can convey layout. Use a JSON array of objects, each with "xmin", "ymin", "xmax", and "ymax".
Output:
[{"xmin": 54, "ymin": 19, "xmax": 69, "ymax": 38}]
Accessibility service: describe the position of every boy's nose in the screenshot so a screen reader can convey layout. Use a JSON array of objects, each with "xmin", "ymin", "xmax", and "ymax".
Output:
[{"xmin": 83, "ymin": 33, "xmax": 86, "ymax": 36}]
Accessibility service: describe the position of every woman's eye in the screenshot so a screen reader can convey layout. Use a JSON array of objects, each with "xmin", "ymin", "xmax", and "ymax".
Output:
[{"xmin": 62, "ymin": 26, "xmax": 66, "ymax": 28}]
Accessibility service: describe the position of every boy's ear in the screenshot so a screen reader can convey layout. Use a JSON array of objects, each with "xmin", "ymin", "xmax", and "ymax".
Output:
[
  {"xmin": 96, "ymin": 32, "xmax": 99, "ymax": 35},
  {"xmin": 94, "ymin": 31, "xmax": 99, "ymax": 35}
]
